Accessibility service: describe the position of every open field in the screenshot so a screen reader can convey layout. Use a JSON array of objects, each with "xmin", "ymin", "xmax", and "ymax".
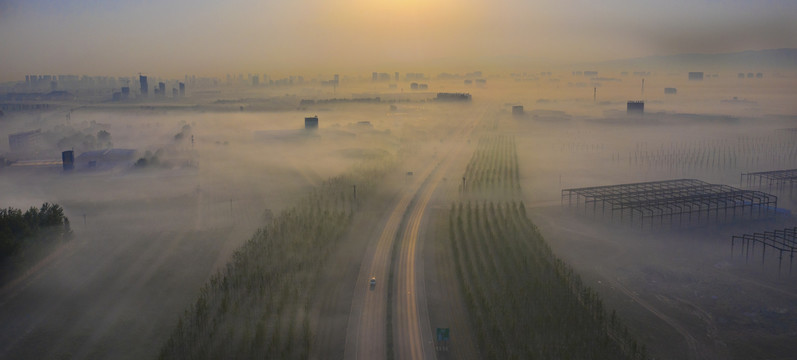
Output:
[{"xmin": 0, "ymin": 71, "xmax": 796, "ymax": 359}]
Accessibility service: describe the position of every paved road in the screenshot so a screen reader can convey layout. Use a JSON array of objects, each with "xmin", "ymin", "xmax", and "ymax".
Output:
[
  {"xmin": 394, "ymin": 161, "xmax": 447, "ymax": 360},
  {"xmin": 344, "ymin": 106, "xmax": 485, "ymax": 360},
  {"xmin": 343, "ymin": 160, "xmax": 439, "ymax": 360}
]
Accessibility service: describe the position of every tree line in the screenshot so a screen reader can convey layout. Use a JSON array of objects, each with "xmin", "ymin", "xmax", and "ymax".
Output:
[
  {"xmin": 159, "ymin": 155, "xmax": 395, "ymax": 359},
  {"xmin": 446, "ymin": 131, "xmax": 647, "ymax": 358},
  {"xmin": 0, "ymin": 202, "xmax": 71, "ymax": 261},
  {"xmin": 448, "ymin": 201, "xmax": 646, "ymax": 359}
]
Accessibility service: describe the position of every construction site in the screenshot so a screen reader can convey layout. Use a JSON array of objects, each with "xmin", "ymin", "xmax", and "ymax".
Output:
[{"xmin": 561, "ymin": 179, "xmax": 780, "ymax": 229}]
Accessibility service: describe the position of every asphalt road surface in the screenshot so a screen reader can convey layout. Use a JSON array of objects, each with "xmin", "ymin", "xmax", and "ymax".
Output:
[{"xmin": 344, "ymin": 106, "xmax": 485, "ymax": 360}]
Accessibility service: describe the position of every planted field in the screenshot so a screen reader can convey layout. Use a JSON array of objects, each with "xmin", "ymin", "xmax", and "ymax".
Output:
[
  {"xmin": 159, "ymin": 158, "xmax": 394, "ymax": 360},
  {"xmin": 448, "ymin": 201, "xmax": 646, "ymax": 359},
  {"xmin": 618, "ymin": 136, "xmax": 797, "ymax": 172},
  {"xmin": 461, "ymin": 135, "xmax": 520, "ymax": 196},
  {"xmin": 446, "ymin": 131, "xmax": 646, "ymax": 359}
]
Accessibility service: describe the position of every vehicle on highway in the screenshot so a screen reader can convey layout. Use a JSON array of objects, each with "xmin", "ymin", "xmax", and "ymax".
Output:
[{"xmin": 369, "ymin": 277, "xmax": 376, "ymax": 287}]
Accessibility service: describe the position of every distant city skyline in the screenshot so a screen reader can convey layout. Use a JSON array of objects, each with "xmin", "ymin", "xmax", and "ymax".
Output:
[{"xmin": 1, "ymin": 0, "xmax": 796, "ymax": 82}]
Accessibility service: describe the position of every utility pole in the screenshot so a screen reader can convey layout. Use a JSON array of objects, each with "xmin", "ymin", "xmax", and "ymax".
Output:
[{"xmin": 641, "ymin": 78, "xmax": 645, "ymax": 97}]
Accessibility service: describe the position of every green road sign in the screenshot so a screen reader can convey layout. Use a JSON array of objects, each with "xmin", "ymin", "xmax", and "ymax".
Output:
[{"xmin": 436, "ymin": 328, "xmax": 450, "ymax": 341}]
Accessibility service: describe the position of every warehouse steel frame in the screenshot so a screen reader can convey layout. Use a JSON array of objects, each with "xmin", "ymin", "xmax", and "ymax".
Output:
[
  {"xmin": 741, "ymin": 169, "xmax": 797, "ymax": 190},
  {"xmin": 562, "ymin": 179, "xmax": 778, "ymax": 228},
  {"xmin": 732, "ymin": 227, "xmax": 797, "ymax": 276}
]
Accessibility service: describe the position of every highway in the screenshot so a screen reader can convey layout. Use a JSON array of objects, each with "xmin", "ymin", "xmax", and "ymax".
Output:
[
  {"xmin": 393, "ymin": 159, "xmax": 449, "ymax": 360},
  {"xmin": 344, "ymin": 106, "xmax": 485, "ymax": 360},
  {"xmin": 343, "ymin": 158, "xmax": 438, "ymax": 360}
]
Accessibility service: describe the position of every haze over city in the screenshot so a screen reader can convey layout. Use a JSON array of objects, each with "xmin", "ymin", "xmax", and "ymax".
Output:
[
  {"xmin": 1, "ymin": 1, "xmax": 797, "ymax": 360},
  {"xmin": 2, "ymin": 0, "xmax": 797, "ymax": 80}
]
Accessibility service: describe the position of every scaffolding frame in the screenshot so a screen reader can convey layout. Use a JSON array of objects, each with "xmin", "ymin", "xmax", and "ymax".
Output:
[
  {"xmin": 741, "ymin": 169, "xmax": 797, "ymax": 190},
  {"xmin": 731, "ymin": 227, "xmax": 797, "ymax": 276},
  {"xmin": 562, "ymin": 179, "xmax": 778, "ymax": 228}
]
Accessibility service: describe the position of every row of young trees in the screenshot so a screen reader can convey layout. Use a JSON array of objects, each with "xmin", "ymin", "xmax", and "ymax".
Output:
[
  {"xmin": 448, "ymin": 201, "xmax": 647, "ymax": 359},
  {"xmin": 612, "ymin": 137, "xmax": 797, "ymax": 171},
  {"xmin": 0, "ymin": 203, "xmax": 71, "ymax": 260},
  {"xmin": 159, "ymin": 156, "xmax": 395, "ymax": 359},
  {"xmin": 449, "ymin": 132, "xmax": 646, "ymax": 359},
  {"xmin": 461, "ymin": 135, "xmax": 521, "ymax": 195}
]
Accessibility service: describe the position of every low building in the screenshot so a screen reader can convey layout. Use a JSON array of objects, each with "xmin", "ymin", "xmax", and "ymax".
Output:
[
  {"xmin": 512, "ymin": 105, "xmax": 524, "ymax": 115},
  {"xmin": 688, "ymin": 72, "xmax": 704, "ymax": 80},
  {"xmin": 9, "ymin": 129, "xmax": 43, "ymax": 153},
  {"xmin": 436, "ymin": 93, "xmax": 472, "ymax": 102},
  {"xmin": 664, "ymin": 87, "xmax": 677, "ymax": 94},
  {"xmin": 75, "ymin": 148, "xmax": 136, "ymax": 170}
]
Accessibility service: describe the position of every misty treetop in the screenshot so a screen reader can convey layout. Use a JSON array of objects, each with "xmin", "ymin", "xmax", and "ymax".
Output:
[
  {"xmin": 174, "ymin": 124, "xmax": 192, "ymax": 142},
  {"xmin": 0, "ymin": 203, "xmax": 72, "ymax": 260},
  {"xmin": 44, "ymin": 120, "xmax": 114, "ymax": 153}
]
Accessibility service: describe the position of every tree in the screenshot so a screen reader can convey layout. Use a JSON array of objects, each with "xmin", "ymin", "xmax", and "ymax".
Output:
[{"xmin": 97, "ymin": 130, "xmax": 112, "ymax": 149}]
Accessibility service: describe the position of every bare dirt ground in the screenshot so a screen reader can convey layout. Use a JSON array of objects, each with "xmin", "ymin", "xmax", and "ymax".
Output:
[
  {"xmin": 0, "ymin": 174, "xmax": 282, "ymax": 359},
  {"xmin": 529, "ymin": 204, "xmax": 797, "ymax": 360}
]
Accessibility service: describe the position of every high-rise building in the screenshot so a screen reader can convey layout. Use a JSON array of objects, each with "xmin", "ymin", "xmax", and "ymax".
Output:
[
  {"xmin": 179, "ymin": 82, "xmax": 185, "ymax": 97},
  {"xmin": 305, "ymin": 116, "xmax": 319, "ymax": 129},
  {"xmin": 139, "ymin": 75, "xmax": 148, "ymax": 96},
  {"xmin": 158, "ymin": 82, "xmax": 166, "ymax": 96},
  {"xmin": 62, "ymin": 150, "xmax": 74, "ymax": 171}
]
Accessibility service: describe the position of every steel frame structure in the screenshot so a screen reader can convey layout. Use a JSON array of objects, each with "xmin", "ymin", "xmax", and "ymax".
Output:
[
  {"xmin": 731, "ymin": 227, "xmax": 797, "ymax": 276},
  {"xmin": 562, "ymin": 179, "xmax": 778, "ymax": 228},
  {"xmin": 741, "ymin": 169, "xmax": 797, "ymax": 190}
]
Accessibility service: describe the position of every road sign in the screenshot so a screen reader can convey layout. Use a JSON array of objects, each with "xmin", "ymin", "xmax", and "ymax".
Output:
[{"xmin": 436, "ymin": 328, "xmax": 450, "ymax": 341}]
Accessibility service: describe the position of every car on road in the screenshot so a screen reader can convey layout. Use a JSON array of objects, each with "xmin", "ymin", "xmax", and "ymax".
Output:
[{"xmin": 369, "ymin": 277, "xmax": 376, "ymax": 287}]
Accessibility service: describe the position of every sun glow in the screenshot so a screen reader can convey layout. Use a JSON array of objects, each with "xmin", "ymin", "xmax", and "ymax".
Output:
[{"xmin": 323, "ymin": 0, "xmax": 481, "ymax": 32}]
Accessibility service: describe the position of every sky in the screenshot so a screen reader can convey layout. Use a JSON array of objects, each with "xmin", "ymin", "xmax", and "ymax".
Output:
[{"xmin": 0, "ymin": 0, "xmax": 796, "ymax": 81}]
